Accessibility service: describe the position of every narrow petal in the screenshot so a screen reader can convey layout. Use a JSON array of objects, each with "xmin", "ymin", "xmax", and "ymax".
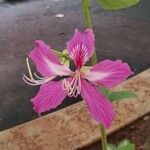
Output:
[
  {"xmin": 31, "ymin": 80, "xmax": 66, "ymax": 114},
  {"xmin": 67, "ymin": 29, "xmax": 95, "ymax": 68},
  {"xmin": 81, "ymin": 79, "xmax": 115, "ymax": 128},
  {"xmin": 85, "ymin": 59, "xmax": 133, "ymax": 88},
  {"xmin": 29, "ymin": 40, "xmax": 72, "ymax": 77}
]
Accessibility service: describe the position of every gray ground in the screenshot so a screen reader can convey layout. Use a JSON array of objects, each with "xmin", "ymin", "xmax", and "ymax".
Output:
[{"xmin": 0, "ymin": 0, "xmax": 150, "ymax": 131}]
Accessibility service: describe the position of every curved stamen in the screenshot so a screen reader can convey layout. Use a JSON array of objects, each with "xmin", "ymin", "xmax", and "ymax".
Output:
[
  {"xmin": 68, "ymin": 76, "xmax": 78, "ymax": 97},
  {"xmin": 26, "ymin": 58, "xmax": 34, "ymax": 80},
  {"xmin": 34, "ymin": 72, "xmax": 45, "ymax": 79},
  {"xmin": 62, "ymin": 70, "xmax": 81, "ymax": 97},
  {"xmin": 23, "ymin": 58, "xmax": 56, "ymax": 86},
  {"xmin": 23, "ymin": 74, "xmax": 55, "ymax": 86},
  {"xmin": 76, "ymin": 76, "xmax": 81, "ymax": 94}
]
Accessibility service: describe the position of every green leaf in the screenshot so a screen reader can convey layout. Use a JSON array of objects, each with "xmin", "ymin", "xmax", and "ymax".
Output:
[
  {"xmin": 107, "ymin": 144, "xmax": 117, "ymax": 150},
  {"xmin": 107, "ymin": 140, "xmax": 135, "ymax": 150},
  {"xmin": 99, "ymin": 86, "xmax": 110, "ymax": 97},
  {"xmin": 117, "ymin": 140, "xmax": 135, "ymax": 150},
  {"xmin": 97, "ymin": 0, "xmax": 140, "ymax": 10},
  {"xmin": 109, "ymin": 91, "xmax": 137, "ymax": 102}
]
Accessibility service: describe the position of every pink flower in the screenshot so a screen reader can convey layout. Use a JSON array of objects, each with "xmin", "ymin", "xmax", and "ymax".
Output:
[{"xmin": 23, "ymin": 29, "xmax": 133, "ymax": 128}]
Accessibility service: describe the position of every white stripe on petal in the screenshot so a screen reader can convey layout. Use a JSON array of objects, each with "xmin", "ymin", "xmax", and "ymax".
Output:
[
  {"xmin": 44, "ymin": 58, "xmax": 72, "ymax": 76},
  {"xmin": 85, "ymin": 71, "xmax": 111, "ymax": 82}
]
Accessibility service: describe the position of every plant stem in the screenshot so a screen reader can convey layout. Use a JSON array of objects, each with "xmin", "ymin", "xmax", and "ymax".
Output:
[
  {"xmin": 100, "ymin": 124, "xmax": 108, "ymax": 150},
  {"xmin": 81, "ymin": 0, "xmax": 97, "ymax": 65},
  {"xmin": 81, "ymin": 0, "xmax": 108, "ymax": 149},
  {"xmin": 81, "ymin": 0, "xmax": 92, "ymax": 28}
]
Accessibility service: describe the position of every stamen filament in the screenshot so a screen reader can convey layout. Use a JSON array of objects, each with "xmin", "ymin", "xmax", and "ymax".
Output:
[
  {"xmin": 34, "ymin": 72, "xmax": 45, "ymax": 79},
  {"xmin": 23, "ymin": 58, "xmax": 56, "ymax": 86},
  {"xmin": 26, "ymin": 58, "xmax": 34, "ymax": 80},
  {"xmin": 23, "ymin": 74, "xmax": 55, "ymax": 86},
  {"xmin": 62, "ymin": 70, "xmax": 82, "ymax": 97},
  {"xmin": 68, "ymin": 76, "xmax": 78, "ymax": 96}
]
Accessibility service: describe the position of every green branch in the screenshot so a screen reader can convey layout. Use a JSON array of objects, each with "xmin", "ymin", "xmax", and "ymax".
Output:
[{"xmin": 81, "ymin": 0, "xmax": 97, "ymax": 65}]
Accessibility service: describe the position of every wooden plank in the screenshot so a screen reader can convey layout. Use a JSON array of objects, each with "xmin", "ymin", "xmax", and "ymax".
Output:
[{"xmin": 0, "ymin": 69, "xmax": 150, "ymax": 150}]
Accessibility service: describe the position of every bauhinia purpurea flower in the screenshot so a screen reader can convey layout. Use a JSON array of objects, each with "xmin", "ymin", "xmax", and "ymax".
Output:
[{"xmin": 23, "ymin": 29, "xmax": 133, "ymax": 128}]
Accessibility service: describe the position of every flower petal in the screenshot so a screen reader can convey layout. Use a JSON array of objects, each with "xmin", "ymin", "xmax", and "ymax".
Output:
[
  {"xmin": 31, "ymin": 80, "xmax": 66, "ymax": 114},
  {"xmin": 67, "ymin": 29, "xmax": 95, "ymax": 68},
  {"xmin": 29, "ymin": 40, "xmax": 72, "ymax": 77},
  {"xmin": 85, "ymin": 59, "xmax": 133, "ymax": 88},
  {"xmin": 81, "ymin": 79, "xmax": 115, "ymax": 128}
]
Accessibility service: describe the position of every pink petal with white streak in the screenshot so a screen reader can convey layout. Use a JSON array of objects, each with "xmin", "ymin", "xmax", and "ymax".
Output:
[
  {"xmin": 31, "ymin": 81, "xmax": 66, "ymax": 114},
  {"xmin": 85, "ymin": 59, "xmax": 133, "ymax": 88},
  {"xmin": 81, "ymin": 79, "xmax": 115, "ymax": 128},
  {"xmin": 67, "ymin": 29, "xmax": 95, "ymax": 68},
  {"xmin": 29, "ymin": 40, "xmax": 72, "ymax": 77}
]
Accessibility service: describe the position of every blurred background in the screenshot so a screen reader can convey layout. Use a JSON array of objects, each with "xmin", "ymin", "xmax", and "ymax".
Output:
[{"xmin": 0, "ymin": 0, "xmax": 150, "ymax": 131}]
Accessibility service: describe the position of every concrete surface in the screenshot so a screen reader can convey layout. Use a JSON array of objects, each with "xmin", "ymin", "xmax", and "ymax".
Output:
[{"xmin": 0, "ymin": 0, "xmax": 150, "ymax": 131}]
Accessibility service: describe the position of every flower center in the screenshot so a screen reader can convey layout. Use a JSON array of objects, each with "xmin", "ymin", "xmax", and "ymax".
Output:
[{"xmin": 62, "ymin": 70, "xmax": 81, "ymax": 97}]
